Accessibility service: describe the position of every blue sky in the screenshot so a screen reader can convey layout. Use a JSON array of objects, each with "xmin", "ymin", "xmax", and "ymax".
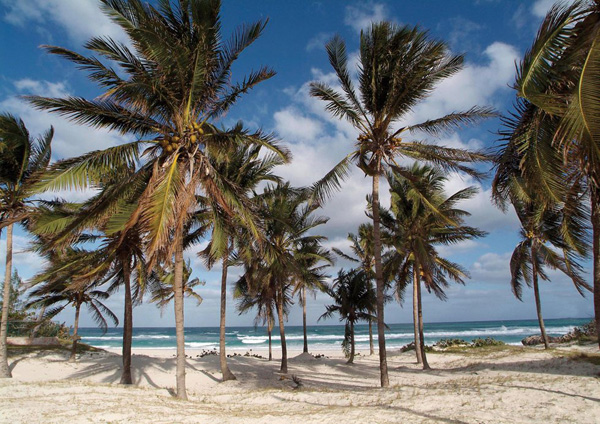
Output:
[{"xmin": 0, "ymin": 0, "xmax": 593, "ymax": 329}]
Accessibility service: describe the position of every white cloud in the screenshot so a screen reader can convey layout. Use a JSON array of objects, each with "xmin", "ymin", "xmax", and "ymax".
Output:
[
  {"xmin": 273, "ymin": 108, "xmax": 324, "ymax": 143},
  {"xmin": 0, "ymin": 234, "xmax": 46, "ymax": 280},
  {"xmin": 531, "ymin": 0, "xmax": 559, "ymax": 18},
  {"xmin": 306, "ymin": 32, "xmax": 333, "ymax": 52},
  {"xmin": 406, "ymin": 42, "xmax": 520, "ymax": 125},
  {"xmin": 0, "ymin": 79, "xmax": 129, "ymax": 161},
  {"xmin": 344, "ymin": 3, "xmax": 388, "ymax": 33},
  {"xmin": 1, "ymin": 0, "xmax": 130, "ymax": 47}
]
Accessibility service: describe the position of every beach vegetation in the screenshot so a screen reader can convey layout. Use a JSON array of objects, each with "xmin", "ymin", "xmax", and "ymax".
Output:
[
  {"xmin": 498, "ymin": 0, "xmax": 600, "ymax": 347},
  {"xmin": 320, "ymin": 268, "xmax": 376, "ymax": 363},
  {"xmin": 25, "ymin": 0, "xmax": 286, "ymax": 399},
  {"xmin": 0, "ymin": 113, "xmax": 53, "ymax": 378},
  {"xmin": 381, "ymin": 163, "xmax": 486, "ymax": 369},
  {"xmin": 310, "ymin": 22, "xmax": 494, "ymax": 385}
]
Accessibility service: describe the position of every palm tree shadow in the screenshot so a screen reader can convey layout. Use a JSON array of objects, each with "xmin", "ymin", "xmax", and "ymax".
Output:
[
  {"xmin": 442, "ymin": 355, "xmax": 599, "ymax": 378},
  {"xmin": 270, "ymin": 394, "xmax": 469, "ymax": 424},
  {"xmin": 492, "ymin": 383, "xmax": 600, "ymax": 402}
]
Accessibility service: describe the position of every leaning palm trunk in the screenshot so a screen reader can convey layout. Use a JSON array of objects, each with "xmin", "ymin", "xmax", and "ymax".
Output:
[
  {"xmin": 348, "ymin": 321, "xmax": 356, "ymax": 364},
  {"xmin": 416, "ymin": 273, "xmax": 430, "ymax": 370},
  {"xmin": 120, "ymin": 255, "xmax": 133, "ymax": 384},
  {"xmin": 413, "ymin": 270, "xmax": 423, "ymax": 364},
  {"xmin": 30, "ymin": 305, "xmax": 46, "ymax": 340},
  {"xmin": 302, "ymin": 287, "xmax": 308, "ymax": 353},
  {"xmin": 268, "ymin": 322, "xmax": 273, "ymax": 361},
  {"xmin": 219, "ymin": 250, "xmax": 236, "ymax": 381},
  {"xmin": 368, "ymin": 319, "xmax": 374, "ymax": 355},
  {"xmin": 276, "ymin": 286, "xmax": 288, "ymax": 374},
  {"xmin": 69, "ymin": 301, "xmax": 81, "ymax": 362},
  {"xmin": 592, "ymin": 189, "xmax": 600, "ymax": 349},
  {"xmin": 371, "ymin": 173, "xmax": 390, "ymax": 386},
  {"xmin": 0, "ymin": 224, "xmax": 14, "ymax": 377},
  {"xmin": 173, "ymin": 241, "xmax": 187, "ymax": 400},
  {"xmin": 531, "ymin": 246, "xmax": 549, "ymax": 349}
]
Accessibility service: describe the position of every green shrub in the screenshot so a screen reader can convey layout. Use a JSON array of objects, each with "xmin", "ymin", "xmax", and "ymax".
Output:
[
  {"xmin": 471, "ymin": 337, "xmax": 505, "ymax": 348},
  {"xmin": 434, "ymin": 338, "xmax": 468, "ymax": 349}
]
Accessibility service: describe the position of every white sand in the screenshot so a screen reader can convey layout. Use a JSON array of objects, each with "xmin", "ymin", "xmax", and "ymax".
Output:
[{"xmin": 1, "ymin": 344, "xmax": 599, "ymax": 423}]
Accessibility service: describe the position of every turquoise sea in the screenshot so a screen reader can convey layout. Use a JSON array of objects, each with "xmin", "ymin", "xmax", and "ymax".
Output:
[{"xmin": 78, "ymin": 318, "xmax": 590, "ymax": 351}]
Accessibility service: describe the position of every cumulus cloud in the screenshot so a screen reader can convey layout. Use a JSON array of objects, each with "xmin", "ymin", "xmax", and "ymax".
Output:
[
  {"xmin": 344, "ymin": 2, "xmax": 389, "ymax": 33},
  {"xmin": 406, "ymin": 42, "xmax": 520, "ymax": 125},
  {"xmin": 1, "ymin": 0, "xmax": 129, "ymax": 47},
  {"xmin": 0, "ymin": 79, "xmax": 130, "ymax": 161},
  {"xmin": 273, "ymin": 108, "xmax": 324, "ymax": 143}
]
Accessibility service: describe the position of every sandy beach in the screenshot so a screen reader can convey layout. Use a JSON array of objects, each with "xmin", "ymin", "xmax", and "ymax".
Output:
[{"xmin": 1, "ymin": 344, "xmax": 598, "ymax": 423}]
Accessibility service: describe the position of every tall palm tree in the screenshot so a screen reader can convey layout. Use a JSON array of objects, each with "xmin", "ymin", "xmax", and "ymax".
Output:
[
  {"xmin": 292, "ymin": 239, "xmax": 332, "ymax": 353},
  {"xmin": 234, "ymin": 272, "xmax": 289, "ymax": 361},
  {"xmin": 200, "ymin": 143, "xmax": 284, "ymax": 381},
  {"xmin": 320, "ymin": 268, "xmax": 376, "ymax": 364},
  {"xmin": 502, "ymin": 1, "xmax": 600, "ymax": 346},
  {"xmin": 0, "ymin": 113, "xmax": 52, "ymax": 378},
  {"xmin": 509, "ymin": 200, "xmax": 589, "ymax": 349},
  {"xmin": 333, "ymin": 223, "xmax": 378, "ymax": 355},
  {"xmin": 26, "ymin": 247, "xmax": 118, "ymax": 362},
  {"xmin": 237, "ymin": 183, "xmax": 328, "ymax": 373},
  {"xmin": 310, "ymin": 23, "xmax": 493, "ymax": 386},
  {"xmin": 27, "ymin": 0, "xmax": 287, "ymax": 398},
  {"xmin": 382, "ymin": 164, "xmax": 486, "ymax": 369}
]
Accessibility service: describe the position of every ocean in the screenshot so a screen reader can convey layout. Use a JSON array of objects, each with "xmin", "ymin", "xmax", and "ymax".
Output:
[{"xmin": 77, "ymin": 318, "xmax": 590, "ymax": 351}]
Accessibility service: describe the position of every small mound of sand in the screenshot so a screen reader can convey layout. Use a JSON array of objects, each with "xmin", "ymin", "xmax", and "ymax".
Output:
[{"xmin": 289, "ymin": 352, "xmax": 316, "ymax": 362}]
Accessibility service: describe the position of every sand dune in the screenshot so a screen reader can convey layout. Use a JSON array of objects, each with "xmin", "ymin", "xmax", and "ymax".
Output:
[{"xmin": 1, "ymin": 345, "xmax": 598, "ymax": 423}]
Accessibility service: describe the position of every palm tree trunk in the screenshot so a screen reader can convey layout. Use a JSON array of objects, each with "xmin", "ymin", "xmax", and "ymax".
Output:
[
  {"xmin": 416, "ymin": 273, "xmax": 430, "ymax": 370},
  {"xmin": 531, "ymin": 246, "xmax": 549, "ymax": 349},
  {"xmin": 219, "ymin": 246, "xmax": 236, "ymax": 381},
  {"xmin": 368, "ymin": 319, "xmax": 374, "ymax": 355},
  {"xmin": 69, "ymin": 300, "xmax": 81, "ymax": 362},
  {"xmin": 348, "ymin": 321, "xmax": 355, "ymax": 364},
  {"xmin": 120, "ymin": 255, "xmax": 133, "ymax": 384},
  {"xmin": 276, "ymin": 285, "xmax": 287, "ymax": 374},
  {"xmin": 268, "ymin": 323, "xmax": 273, "ymax": 361},
  {"xmin": 592, "ymin": 188, "xmax": 600, "ymax": 349},
  {"xmin": 30, "ymin": 305, "xmax": 46, "ymax": 340},
  {"xmin": 0, "ymin": 223, "xmax": 14, "ymax": 378},
  {"xmin": 413, "ymin": 269, "xmax": 423, "ymax": 364},
  {"xmin": 302, "ymin": 286, "xmax": 308, "ymax": 353},
  {"xmin": 173, "ymin": 240, "xmax": 187, "ymax": 400},
  {"xmin": 371, "ymin": 172, "xmax": 389, "ymax": 387}
]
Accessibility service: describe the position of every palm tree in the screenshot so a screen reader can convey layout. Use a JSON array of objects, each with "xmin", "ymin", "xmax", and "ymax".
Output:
[
  {"xmin": 502, "ymin": 1, "xmax": 600, "ymax": 346},
  {"xmin": 310, "ymin": 23, "xmax": 493, "ymax": 386},
  {"xmin": 26, "ymin": 248, "xmax": 118, "ymax": 361},
  {"xmin": 30, "ymin": 193, "xmax": 150, "ymax": 385},
  {"xmin": 320, "ymin": 268, "xmax": 376, "ymax": 364},
  {"xmin": 27, "ymin": 0, "xmax": 287, "ymax": 398},
  {"xmin": 292, "ymin": 239, "xmax": 332, "ymax": 353},
  {"xmin": 200, "ymin": 143, "xmax": 284, "ymax": 380},
  {"xmin": 150, "ymin": 259, "xmax": 204, "ymax": 310},
  {"xmin": 237, "ymin": 183, "xmax": 328, "ymax": 373},
  {"xmin": 0, "ymin": 113, "xmax": 52, "ymax": 378},
  {"xmin": 234, "ymin": 272, "xmax": 289, "ymax": 361},
  {"xmin": 333, "ymin": 224, "xmax": 377, "ymax": 355},
  {"xmin": 509, "ymin": 200, "xmax": 589, "ymax": 349},
  {"xmin": 382, "ymin": 164, "xmax": 486, "ymax": 369}
]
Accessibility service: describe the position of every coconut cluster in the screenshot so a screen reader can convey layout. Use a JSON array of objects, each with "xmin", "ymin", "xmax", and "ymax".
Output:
[{"xmin": 159, "ymin": 122, "xmax": 205, "ymax": 153}]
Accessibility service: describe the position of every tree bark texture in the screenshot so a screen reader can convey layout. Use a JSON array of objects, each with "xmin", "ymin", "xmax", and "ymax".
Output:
[
  {"xmin": 413, "ymin": 269, "xmax": 423, "ymax": 364},
  {"xmin": 348, "ymin": 321, "xmax": 355, "ymax": 364},
  {"xmin": 416, "ymin": 273, "xmax": 430, "ymax": 370},
  {"xmin": 69, "ymin": 301, "xmax": 81, "ymax": 362},
  {"xmin": 0, "ymin": 224, "xmax": 14, "ymax": 378},
  {"xmin": 277, "ymin": 284, "xmax": 288, "ymax": 374},
  {"xmin": 531, "ymin": 246, "xmax": 549, "ymax": 350},
  {"xmin": 174, "ymin": 241, "xmax": 188, "ymax": 400},
  {"xmin": 120, "ymin": 255, "xmax": 133, "ymax": 384},
  {"xmin": 371, "ymin": 173, "xmax": 390, "ymax": 387},
  {"xmin": 219, "ymin": 248, "xmax": 236, "ymax": 381},
  {"xmin": 302, "ymin": 287, "xmax": 308, "ymax": 353}
]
